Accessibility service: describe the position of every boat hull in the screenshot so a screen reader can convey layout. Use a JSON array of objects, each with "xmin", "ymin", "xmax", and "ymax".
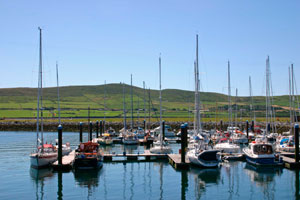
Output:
[
  {"xmin": 149, "ymin": 146, "xmax": 172, "ymax": 154},
  {"xmin": 30, "ymin": 153, "xmax": 57, "ymax": 169},
  {"xmin": 243, "ymin": 149, "xmax": 283, "ymax": 166},
  {"xmin": 187, "ymin": 150, "xmax": 219, "ymax": 168},
  {"xmin": 74, "ymin": 157, "xmax": 103, "ymax": 170}
]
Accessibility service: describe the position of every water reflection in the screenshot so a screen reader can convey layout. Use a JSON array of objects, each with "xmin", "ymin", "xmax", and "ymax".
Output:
[
  {"xmin": 73, "ymin": 169, "xmax": 101, "ymax": 188},
  {"xmin": 295, "ymin": 170, "xmax": 300, "ymax": 200},
  {"xmin": 244, "ymin": 163, "xmax": 282, "ymax": 199},
  {"xmin": 189, "ymin": 167, "xmax": 221, "ymax": 199},
  {"xmin": 30, "ymin": 168, "xmax": 54, "ymax": 200}
]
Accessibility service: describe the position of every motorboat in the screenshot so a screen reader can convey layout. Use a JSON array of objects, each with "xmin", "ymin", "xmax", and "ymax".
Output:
[
  {"xmin": 74, "ymin": 142, "xmax": 103, "ymax": 170},
  {"xmin": 151, "ymin": 125, "xmax": 176, "ymax": 137},
  {"xmin": 55, "ymin": 140, "xmax": 72, "ymax": 155},
  {"xmin": 97, "ymin": 133, "xmax": 113, "ymax": 146},
  {"xmin": 214, "ymin": 138, "xmax": 239, "ymax": 153},
  {"xmin": 122, "ymin": 133, "xmax": 139, "ymax": 145},
  {"xmin": 243, "ymin": 141, "xmax": 283, "ymax": 166},
  {"xmin": 187, "ymin": 137, "xmax": 220, "ymax": 168}
]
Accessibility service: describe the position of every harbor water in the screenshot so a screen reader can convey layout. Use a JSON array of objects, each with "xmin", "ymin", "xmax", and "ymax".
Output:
[{"xmin": 0, "ymin": 131, "xmax": 299, "ymax": 200}]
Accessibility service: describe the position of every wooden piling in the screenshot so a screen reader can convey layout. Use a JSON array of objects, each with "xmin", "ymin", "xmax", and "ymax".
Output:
[
  {"xmin": 89, "ymin": 121, "xmax": 92, "ymax": 141},
  {"xmin": 162, "ymin": 121, "xmax": 165, "ymax": 141},
  {"xmin": 246, "ymin": 120, "xmax": 249, "ymax": 142},
  {"xmin": 295, "ymin": 124, "xmax": 299, "ymax": 163},
  {"xmin": 100, "ymin": 120, "xmax": 103, "ymax": 137},
  {"xmin": 58, "ymin": 125, "xmax": 62, "ymax": 166},
  {"xmin": 79, "ymin": 122, "xmax": 83, "ymax": 143},
  {"xmin": 96, "ymin": 120, "xmax": 99, "ymax": 138}
]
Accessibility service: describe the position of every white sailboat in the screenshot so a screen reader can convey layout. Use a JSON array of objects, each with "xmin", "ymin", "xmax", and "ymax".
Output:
[
  {"xmin": 187, "ymin": 34, "xmax": 219, "ymax": 168},
  {"xmin": 30, "ymin": 28, "xmax": 57, "ymax": 168},
  {"xmin": 122, "ymin": 76, "xmax": 139, "ymax": 145},
  {"xmin": 54, "ymin": 62, "xmax": 71, "ymax": 155},
  {"xmin": 150, "ymin": 55, "xmax": 172, "ymax": 154}
]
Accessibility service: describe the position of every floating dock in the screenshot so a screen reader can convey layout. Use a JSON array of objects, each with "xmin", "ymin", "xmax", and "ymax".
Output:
[
  {"xmin": 52, "ymin": 150, "xmax": 75, "ymax": 171},
  {"xmin": 103, "ymin": 150, "xmax": 168, "ymax": 162},
  {"xmin": 168, "ymin": 154, "xmax": 190, "ymax": 170}
]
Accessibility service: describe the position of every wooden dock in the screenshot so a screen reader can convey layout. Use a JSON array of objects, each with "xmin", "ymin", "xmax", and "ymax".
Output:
[
  {"xmin": 282, "ymin": 156, "xmax": 300, "ymax": 169},
  {"xmin": 103, "ymin": 150, "xmax": 168, "ymax": 162},
  {"xmin": 168, "ymin": 154, "xmax": 190, "ymax": 170},
  {"xmin": 52, "ymin": 150, "xmax": 75, "ymax": 171}
]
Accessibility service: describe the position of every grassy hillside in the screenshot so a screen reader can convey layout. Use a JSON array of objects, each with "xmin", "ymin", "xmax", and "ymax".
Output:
[{"xmin": 0, "ymin": 83, "xmax": 294, "ymax": 121}]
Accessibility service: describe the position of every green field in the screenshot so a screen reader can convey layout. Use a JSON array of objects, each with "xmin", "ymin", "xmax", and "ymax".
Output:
[{"xmin": 0, "ymin": 83, "xmax": 295, "ymax": 122}]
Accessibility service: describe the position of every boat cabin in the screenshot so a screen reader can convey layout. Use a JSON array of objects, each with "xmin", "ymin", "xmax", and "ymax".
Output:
[
  {"xmin": 250, "ymin": 143, "xmax": 273, "ymax": 155},
  {"xmin": 78, "ymin": 142, "xmax": 99, "ymax": 153}
]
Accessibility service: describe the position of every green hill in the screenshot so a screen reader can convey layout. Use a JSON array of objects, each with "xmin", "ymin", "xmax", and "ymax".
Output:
[{"xmin": 0, "ymin": 83, "xmax": 293, "ymax": 120}]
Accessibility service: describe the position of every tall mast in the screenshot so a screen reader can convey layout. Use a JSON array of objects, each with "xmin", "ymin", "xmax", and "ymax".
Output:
[
  {"xmin": 38, "ymin": 27, "xmax": 44, "ymax": 152},
  {"xmin": 130, "ymin": 74, "xmax": 133, "ymax": 130},
  {"xmin": 249, "ymin": 76, "xmax": 255, "ymax": 122},
  {"xmin": 265, "ymin": 56, "xmax": 271, "ymax": 134},
  {"xmin": 195, "ymin": 34, "xmax": 201, "ymax": 134},
  {"xmin": 292, "ymin": 64, "xmax": 295, "ymax": 125},
  {"xmin": 104, "ymin": 80, "xmax": 107, "ymax": 122},
  {"xmin": 148, "ymin": 88, "xmax": 151, "ymax": 128},
  {"xmin": 143, "ymin": 81, "xmax": 146, "ymax": 130},
  {"xmin": 289, "ymin": 66, "xmax": 292, "ymax": 129},
  {"xmin": 194, "ymin": 61, "xmax": 197, "ymax": 134},
  {"xmin": 56, "ymin": 61, "xmax": 61, "ymax": 125},
  {"xmin": 36, "ymin": 27, "xmax": 42, "ymax": 149},
  {"xmin": 123, "ymin": 83, "xmax": 127, "ymax": 133},
  {"xmin": 228, "ymin": 61, "xmax": 232, "ymax": 130},
  {"xmin": 235, "ymin": 88, "xmax": 238, "ymax": 128},
  {"xmin": 159, "ymin": 55, "xmax": 163, "ymax": 145}
]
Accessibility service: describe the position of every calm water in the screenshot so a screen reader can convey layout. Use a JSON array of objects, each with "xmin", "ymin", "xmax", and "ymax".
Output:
[{"xmin": 0, "ymin": 131, "xmax": 299, "ymax": 200}]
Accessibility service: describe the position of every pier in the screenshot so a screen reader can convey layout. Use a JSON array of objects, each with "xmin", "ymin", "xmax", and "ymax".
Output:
[{"xmin": 52, "ymin": 150, "xmax": 75, "ymax": 171}]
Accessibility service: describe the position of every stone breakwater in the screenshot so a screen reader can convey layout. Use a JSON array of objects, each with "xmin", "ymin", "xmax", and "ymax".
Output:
[{"xmin": 0, "ymin": 120, "xmax": 292, "ymax": 133}]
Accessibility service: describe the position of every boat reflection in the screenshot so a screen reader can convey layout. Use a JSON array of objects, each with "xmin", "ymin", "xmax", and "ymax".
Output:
[
  {"xmin": 244, "ymin": 163, "xmax": 282, "ymax": 186},
  {"xmin": 190, "ymin": 166, "xmax": 221, "ymax": 194},
  {"xmin": 30, "ymin": 168, "xmax": 54, "ymax": 200},
  {"xmin": 73, "ymin": 169, "xmax": 101, "ymax": 188},
  {"xmin": 244, "ymin": 163, "xmax": 282, "ymax": 199}
]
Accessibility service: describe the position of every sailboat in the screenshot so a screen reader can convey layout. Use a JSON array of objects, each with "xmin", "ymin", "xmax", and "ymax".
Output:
[
  {"xmin": 150, "ymin": 55, "xmax": 172, "ymax": 154},
  {"xmin": 30, "ymin": 28, "xmax": 57, "ymax": 168},
  {"xmin": 122, "ymin": 76, "xmax": 139, "ymax": 145},
  {"xmin": 243, "ymin": 56, "xmax": 283, "ymax": 166},
  {"xmin": 187, "ymin": 34, "xmax": 219, "ymax": 168},
  {"xmin": 54, "ymin": 62, "xmax": 71, "ymax": 155}
]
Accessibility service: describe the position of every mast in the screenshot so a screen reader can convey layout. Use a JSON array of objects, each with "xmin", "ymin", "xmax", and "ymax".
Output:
[
  {"xmin": 228, "ymin": 61, "xmax": 232, "ymax": 130},
  {"xmin": 143, "ymin": 81, "xmax": 146, "ymax": 130},
  {"xmin": 289, "ymin": 66, "xmax": 293, "ymax": 129},
  {"xmin": 130, "ymin": 75, "xmax": 133, "ymax": 130},
  {"xmin": 195, "ymin": 34, "xmax": 201, "ymax": 134},
  {"xmin": 56, "ymin": 61, "xmax": 61, "ymax": 125},
  {"xmin": 123, "ymin": 83, "xmax": 127, "ymax": 133},
  {"xmin": 292, "ymin": 64, "xmax": 296, "ymax": 125},
  {"xmin": 159, "ymin": 55, "xmax": 163, "ymax": 145},
  {"xmin": 36, "ymin": 27, "xmax": 42, "ymax": 150},
  {"xmin": 148, "ymin": 88, "xmax": 151, "ymax": 128},
  {"xmin": 104, "ymin": 80, "xmax": 107, "ymax": 122},
  {"xmin": 235, "ymin": 88, "xmax": 238, "ymax": 128},
  {"xmin": 38, "ymin": 27, "xmax": 44, "ymax": 152},
  {"xmin": 249, "ymin": 76, "xmax": 255, "ymax": 122}
]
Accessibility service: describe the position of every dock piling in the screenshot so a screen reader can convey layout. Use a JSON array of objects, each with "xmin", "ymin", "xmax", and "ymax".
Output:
[
  {"xmin": 162, "ymin": 121, "xmax": 165, "ymax": 141},
  {"xmin": 180, "ymin": 123, "xmax": 187, "ymax": 163},
  {"xmin": 295, "ymin": 124, "xmax": 299, "ymax": 163},
  {"xmin": 246, "ymin": 120, "xmax": 249, "ymax": 142},
  {"xmin": 79, "ymin": 122, "xmax": 83, "ymax": 143},
  {"xmin": 96, "ymin": 120, "xmax": 99, "ymax": 138},
  {"xmin": 89, "ymin": 121, "xmax": 92, "ymax": 141},
  {"xmin": 58, "ymin": 125, "xmax": 62, "ymax": 166},
  {"xmin": 100, "ymin": 120, "xmax": 103, "ymax": 137}
]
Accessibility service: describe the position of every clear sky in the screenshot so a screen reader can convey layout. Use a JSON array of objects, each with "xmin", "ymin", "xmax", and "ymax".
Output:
[{"xmin": 0, "ymin": 0, "xmax": 299, "ymax": 96}]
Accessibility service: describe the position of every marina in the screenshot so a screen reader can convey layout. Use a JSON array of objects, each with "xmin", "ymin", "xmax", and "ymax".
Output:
[{"xmin": 1, "ymin": 131, "xmax": 300, "ymax": 199}]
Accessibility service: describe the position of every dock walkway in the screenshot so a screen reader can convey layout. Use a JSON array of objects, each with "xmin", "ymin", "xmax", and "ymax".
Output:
[{"xmin": 52, "ymin": 150, "xmax": 75, "ymax": 171}]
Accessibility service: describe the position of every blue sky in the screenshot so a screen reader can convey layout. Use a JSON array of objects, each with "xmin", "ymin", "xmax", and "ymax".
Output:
[{"xmin": 0, "ymin": 0, "xmax": 299, "ymax": 96}]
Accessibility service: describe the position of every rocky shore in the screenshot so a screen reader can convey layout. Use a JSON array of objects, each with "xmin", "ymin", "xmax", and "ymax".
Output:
[{"xmin": 0, "ymin": 120, "xmax": 292, "ymax": 133}]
